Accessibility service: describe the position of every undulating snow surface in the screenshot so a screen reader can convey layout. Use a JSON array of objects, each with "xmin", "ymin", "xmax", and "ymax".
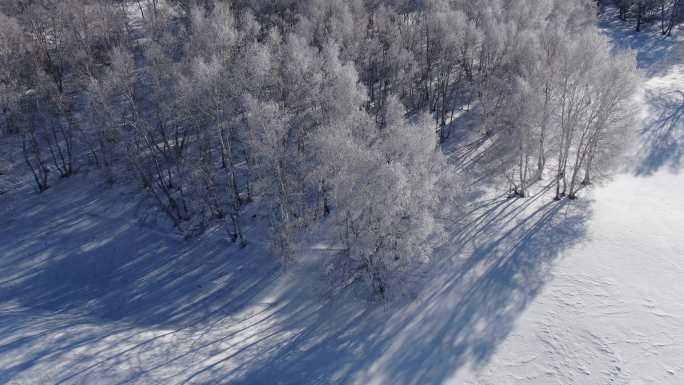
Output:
[{"xmin": 1, "ymin": 7, "xmax": 683, "ymax": 385}]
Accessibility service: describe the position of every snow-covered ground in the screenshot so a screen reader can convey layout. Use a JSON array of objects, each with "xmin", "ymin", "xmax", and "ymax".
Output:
[
  {"xmin": 1, "ymin": 7, "xmax": 683, "ymax": 385},
  {"xmin": 448, "ymin": 10, "xmax": 684, "ymax": 385}
]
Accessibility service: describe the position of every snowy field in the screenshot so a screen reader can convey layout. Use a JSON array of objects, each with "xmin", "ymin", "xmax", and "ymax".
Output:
[{"xmin": 1, "ymin": 7, "xmax": 684, "ymax": 385}]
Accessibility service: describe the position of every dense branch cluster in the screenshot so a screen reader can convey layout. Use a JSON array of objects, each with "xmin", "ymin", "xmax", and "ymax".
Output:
[{"xmin": 0, "ymin": 0, "xmax": 638, "ymax": 298}]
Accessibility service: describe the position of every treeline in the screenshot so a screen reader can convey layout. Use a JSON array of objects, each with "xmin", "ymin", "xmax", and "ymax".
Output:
[
  {"xmin": 611, "ymin": 0, "xmax": 684, "ymax": 34},
  {"xmin": 0, "ymin": 0, "xmax": 637, "ymax": 298}
]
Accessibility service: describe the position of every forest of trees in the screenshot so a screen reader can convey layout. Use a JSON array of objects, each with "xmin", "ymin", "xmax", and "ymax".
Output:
[
  {"xmin": 0, "ymin": 0, "xmax": 642, "ymax": 299},
  {"xmin": 610, "ymin": 0, "xmax": 684, "ymax": 34}
]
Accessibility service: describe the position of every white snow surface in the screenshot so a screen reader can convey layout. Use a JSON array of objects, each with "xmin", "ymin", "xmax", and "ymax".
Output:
[{"xmin": 1, "ymin": 8, "xmax": 683, "ymax": 385}]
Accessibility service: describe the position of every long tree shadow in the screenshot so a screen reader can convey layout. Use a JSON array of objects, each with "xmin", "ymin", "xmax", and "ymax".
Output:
[
  {"xmin": 599, "ymin": 6, "xmax": 681, "ymax": 76},
  {"xmin": 597, "ymin": 6, "xmax": 684, "ymax": 176},
  {"xmin": 0, "ymin": 174, "xmax": 287, "ymax": 383},
  {"xmin": 0, "ymin": 170, "xmax": 592, "ymax": 384},
  {"xmin": 635, "ymin": 89, "xmax": 684, "ymax": 175},
  {"xmin": 0, "ymin": 175, "xmax": 280, "ymax": 329},
  {"xmin": 215, "ymin": 196, "xmax": 591, "ymax": 385}
]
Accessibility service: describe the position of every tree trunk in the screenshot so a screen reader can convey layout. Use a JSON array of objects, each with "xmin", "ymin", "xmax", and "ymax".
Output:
[{"xmin": 22, "ymin": 132, "xmax": 49, "ymax": 192}]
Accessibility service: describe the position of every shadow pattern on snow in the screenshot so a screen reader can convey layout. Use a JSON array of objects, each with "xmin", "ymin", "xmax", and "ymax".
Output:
[
  {"xmin": 209, "ymin": 191, "xmax": 591, "ymax": 385},
  {"xmin": 636, "ymin": 89, "xmax": 684, "ymax": 175},
  {"xmin": 597, "ymin": 6, "xmax": 684, "ymax": 176},
  {"xmin": 599, "ymin": 6, "xmax": 682, "ymax": 76},
  {"xmin": 0, "ymin": 176, "xmax": 279, "ymax": 329},
  {"xmin": 0, "ymin": 173, "xmax": 591, "ymax": 384}
]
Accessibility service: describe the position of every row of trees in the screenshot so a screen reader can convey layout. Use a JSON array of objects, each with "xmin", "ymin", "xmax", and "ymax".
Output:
[
  {"xmin": 0, "ymin": 0, "xmax": 638, "ymax": 298},
  {"xmin": 612, "ymin": 0, "xmax": 684, "ymax": 34}
]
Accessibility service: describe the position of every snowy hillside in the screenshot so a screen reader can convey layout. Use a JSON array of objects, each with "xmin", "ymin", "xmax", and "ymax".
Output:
[{"xmin": 1, "ymin": 3, "xmax": 684, "ymax": 385}]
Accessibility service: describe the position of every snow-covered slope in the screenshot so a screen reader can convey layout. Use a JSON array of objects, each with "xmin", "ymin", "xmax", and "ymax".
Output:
[
  {"xmin": 1, "ymin": 7, "xmax": 683, "ymax": 385},
  {"xmin": 452, "ymin": 10, "xmax": 684, "ymax": 384}
]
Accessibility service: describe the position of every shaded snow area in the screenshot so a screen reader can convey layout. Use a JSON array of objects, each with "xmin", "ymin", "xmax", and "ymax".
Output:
[{"xmin": 1, "ymin": 8, "xmax": 684, "ymax": 385}]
